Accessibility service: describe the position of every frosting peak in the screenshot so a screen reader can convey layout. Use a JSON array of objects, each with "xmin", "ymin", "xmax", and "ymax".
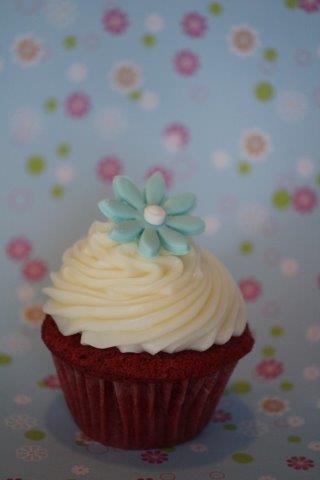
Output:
[{"xmin": 43, "ymin": 222, "xmax": 246, "ymax": 354}]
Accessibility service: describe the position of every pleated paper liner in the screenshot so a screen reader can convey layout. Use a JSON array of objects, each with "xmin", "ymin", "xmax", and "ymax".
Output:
[
  {"xmin": 42, "ymin": 315, "xmax": 254, "ymax": 449},
  {"xmin": 53, "ymin": 355, "xmax": 237, "ymax": 449}
]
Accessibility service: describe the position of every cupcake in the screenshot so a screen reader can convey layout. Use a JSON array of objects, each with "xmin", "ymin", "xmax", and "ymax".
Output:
[{"xmin": 42, "ymin": 172, "xmax": 254, "ymax": 449}]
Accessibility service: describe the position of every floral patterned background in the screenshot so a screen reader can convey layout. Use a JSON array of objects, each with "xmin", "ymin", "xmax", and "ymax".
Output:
[{"xmin": 1, "ymin": 0, "xmax": 320, "ymax": 478}]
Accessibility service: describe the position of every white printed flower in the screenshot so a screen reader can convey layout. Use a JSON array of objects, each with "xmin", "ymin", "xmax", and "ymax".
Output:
[
  {"xmin": 303, "ymin": 365, "xmax": 320, "ymax": 381},
  {"xmin": 67, "ymin": 63, "xmax": 87, "ymax": 83},
  {"xmin": 94, "ymin": 107, "xmax": 127, "ymax": 140},
  {"xmin": 0, "ymin": 333, "xmax": 31, "ymax": 354},
  {"xmin": 240, "ymin": 129, "xmax": 271, "ymax": 162},
  {"xmin": 109, "ymin": 61, "xmax": 142, "ymax": 93},
  {"xmin": 13, "ymin": 394, "xmax": 32, "ymax": 405},
  {"xmin": 45, "ymin": 0, "xmax": 77, "ymax": 28},
  {"xmin": 12, "ymin": 34, "xmax": 44, "ymax": 67},
  {"xmin": 204, "ymin": 216, "xmax": 221, "ymax": 235},
  {"xmin": 211, "ymin": 150, "xmax": 231, "ymax": 170},
  {"xmin": 55, "ymin": 164, "xmax": 74, "ymax": 184},
  {"xmin": 145, "ymin": 13, "xmax": 165, "ymax": 33},
  {"xmin": 10, "ymin": 107, "xmax": 42, "ymax": 144},
  {"xmin": 140, "ymin": 90, "xmax": 159, "ymax": 110},
  {"xmin": 5, "ymin": 414, "xmax": 38, "ymax": 430},
  {"xmin": 280, "ymin": 259, "xmax": 299, "ymax": 277},
  {"xmin": 287, "ymin": 416, "xmax": 305, "ymax": 427},
  {"xmin": 16, "ymin": 284, "xmax": 35, "ymax": 302},
  {"xmin": 228, "ymin": 25, "xmax": 259, "ymax": 56},
  {"xmin": 190, "ymin": 443, "xmax": 208, "ymax": 452},
  {"xmin": 308, "ymin": 441, "xmax": 320, "ymax": 452},
  {"xmin": 71, "ymin": 464, "xmax": 90, "ymax": 475},
  {"xmin": 238, "ymin": 420, "xmax": 269, "ymax": 437},
  {"xmin": 237, "ymin": 203, "xmax": 269, "ymax": 235},
  {"xmin": 277, "ymin": 91, "xmax": 308, "ymax": 123},
  {"xmin": 16, "ymin": 445, "xmax": 48, "ymax": 461},
  {"xmin": 306, "ymin": 325, "xmax": 320, "ymax": 343},
  {"xmin": 297, "ymin": 157, "xmax": 314, "ymax": 177}
]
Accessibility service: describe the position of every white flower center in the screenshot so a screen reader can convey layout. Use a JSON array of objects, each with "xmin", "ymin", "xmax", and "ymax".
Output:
[{"xmin": 144, "ymin": 205, "xmax": 166, "ymax": 226}]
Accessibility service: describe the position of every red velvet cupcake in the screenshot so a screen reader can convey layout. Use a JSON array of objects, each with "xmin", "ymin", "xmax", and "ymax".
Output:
[{"xmin": 42, "ymin": 173, "xmax": 254, "ymax": 449}]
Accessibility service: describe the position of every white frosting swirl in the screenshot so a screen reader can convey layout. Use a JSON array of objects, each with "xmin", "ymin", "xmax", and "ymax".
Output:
[{"xmin": 43, "ymin": 222, "xmax": 246, "ymax": 354}]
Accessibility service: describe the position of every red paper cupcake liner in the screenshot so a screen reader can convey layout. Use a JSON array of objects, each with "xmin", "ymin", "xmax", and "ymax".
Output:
[{"xmin": 53, "ymin": 354, "xmax": 238, "ymax": 449}]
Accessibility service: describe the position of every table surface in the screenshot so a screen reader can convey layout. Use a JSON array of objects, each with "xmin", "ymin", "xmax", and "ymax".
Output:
[{"xmin": 1, "ymin": 1, "xmax": 320, "ymax": 479}]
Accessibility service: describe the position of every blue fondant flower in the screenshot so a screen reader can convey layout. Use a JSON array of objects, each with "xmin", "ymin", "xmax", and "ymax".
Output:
[{"xmin": 98, "ymin": 172, "xmax": 205, "ymax": 258}]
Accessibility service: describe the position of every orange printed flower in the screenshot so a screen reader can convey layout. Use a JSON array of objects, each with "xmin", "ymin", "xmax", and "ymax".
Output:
[
  {"xmin": 229, "ymin": 26, "xmax": 259, "ymax": 56},
  {"xmin": 110, "ymin": 62, "xmax": 141, "ymax": 93},
  {"xmin": 22, "ymin": 304, "xmax": 45, "ymax": 327},
  {"xmin": 241, "ymin": 130, "xmax": 270, "ymax": 162},
  {"xmin": 258, "ymin": 396, "xmax": 289, "ymax": 416},
  {"xmin": 12, "ymin": 34, "xmax": 44, "ymax": 67}
]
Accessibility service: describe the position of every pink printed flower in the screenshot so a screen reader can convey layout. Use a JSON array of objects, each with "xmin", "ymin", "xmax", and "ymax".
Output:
[
  {"xmin": 163, "ymin": 123, "xmax": 190, "ymax": 152},
  {"xmin": 286, "ymin": 456, "xmax": 315, "ymax": 470},
  {"xmin": 97, "ymin": 156, "xmax": 123, "ymax": 183},
  {"xmin": 211, "ymin": 409, "xmax": 232, "ymax": 423},
  {"xmin": 238, "ymin": 278, "xmax": 262, "ymax": 302},
  {"xmin": 181, "ymin": 12, "xmax": 207, "ymax": 38},
  {"xmin": 65, "ymin": 92, "xmax": 91, "ymax": 118},
  {"xmin": 292, "ymin": 187, "xmax": 317, "ymax": 213},
  {"xmin": 40, "ymin": 374, "xmax": 61, "ymax": 389},
  {"xmin": 22, "ymin": 259, "xmax": 47, "ymax": 282},
  {"xmin": 299, "ymin": 0, "xmax": 320, "ymax": 12},
  {"xmin": 102, "ymin": 8, "xmax": 129, "ymax": 35},
  {"xmin": 6, "ymin": 237, "xmax": 32, "ymax": 261},
  {"xmin": 141, "ymin": 450, "xmax": 168, "ymax": 464},
  {"xmin": 255, "ymin": 359, "xmax": 284, "ymax": 379},
  {"xmin": 173, "ymin": 50, "xmax": 200, "ymax": 76},
  {"xmin": 145, "ymin": 166, "xmax": 173, "ymax": 189}
]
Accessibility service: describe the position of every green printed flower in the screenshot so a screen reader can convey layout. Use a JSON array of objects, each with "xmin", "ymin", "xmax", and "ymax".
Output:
[
  {"xmin": 285, "ymin": 0, "xmax": 298, "ymax": 9},
  {"xmin": 129, "ymin": 90, "xmax": 142, "ymax": 101},
  {"xmin": 254, "ymin": 81, "xmax": 275, "ymax": 101},
  {"xmin": 239, "ymin": 241, "xmax": 253, "ymax": 255},
  {"xmin": 99, "ymin": 173, "xmax": 205, "ymax": 258},
  {"xmin": 51, "ymin": 185, "xmax": 65, "ymax": 198},
  {"xmin": 0, "ymin": 352, "xmax": 12, "ymax": 366},
  {"xmin": 44, "ymin": 98, "xmax": 58, "ymax": 113},
  {"xmin": 232, "ymin": 452, "xmax": 253, "ymax": 464},
  {"xmin": 26, "ymin": 155, "xmax": 46, "ymax": 175},
  {"xmin": 263, "ymin": 47, "xmax": 278, "ymax": 62},
  {"xmin": 63, "ymin": 35, "xmax": 77, "ymax": 49},
  {"xmin": 237, "ymin": 161, "xmax": 252, "ymax": 175},
  {"xmin": 272, "ymin": 189, "xmax": 292, "ymax": 209},
  {"xmin": 209, "ymin": 2, "xmax": 223, "ymax": 15},
  {"xmin": 56, "ymin": 142, "xmax": 71, "ymax": 157},
  {"xmin": 141, "ymin": 34, "xmax": 156, "ymax": 47}
]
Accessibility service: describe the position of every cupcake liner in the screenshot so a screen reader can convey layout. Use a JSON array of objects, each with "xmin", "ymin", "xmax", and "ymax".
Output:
[{"xmin": 53, "ymin": 354, "xmax": 237, "ymax": 449}]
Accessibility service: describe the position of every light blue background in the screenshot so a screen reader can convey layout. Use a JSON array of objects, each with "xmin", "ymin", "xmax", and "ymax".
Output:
[{"xmin": 1, "ymin": 1, "xmax": 320, "ymax": 479}]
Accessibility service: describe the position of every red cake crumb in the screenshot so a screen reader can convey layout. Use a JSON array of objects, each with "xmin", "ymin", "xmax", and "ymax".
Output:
[{"xmin": 42, "ymin": 315, "xmax": 254, "ymax": 382}]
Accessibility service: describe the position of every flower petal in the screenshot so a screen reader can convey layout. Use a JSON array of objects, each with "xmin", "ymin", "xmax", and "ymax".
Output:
[
  {"xmin": 138, "ymin": 227, "xmax": 160, "ymax": 258},
  {"xmin": 158, "ymin": 225, "xmax": 190, "ymax": 255},
  {"xmin": 113, "ymin": 176, "xmax": 145, "ymax": 209},
  {"xmin": 98, "ymin": 199, "xmax": 138, "ymax": 221},
  {"xmin": 163, "ymin": 193, "xmax": 196, "ymax": 215},
  {"xmin": 109, "ymin": 220, "xmax": 143, "ymax": 243},
  {"xmin": 165, "ymin": 215, "xmax": 205, "ymax": 235},
  {"xmin": 145, "ymin": 172, "xmax": 166, "ymax": 205}
]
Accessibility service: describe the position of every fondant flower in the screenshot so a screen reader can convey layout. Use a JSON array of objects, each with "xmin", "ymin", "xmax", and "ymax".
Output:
[{"xmin": 98, "ymin": 172, "xmax": 205, "ymax": 258}]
